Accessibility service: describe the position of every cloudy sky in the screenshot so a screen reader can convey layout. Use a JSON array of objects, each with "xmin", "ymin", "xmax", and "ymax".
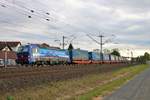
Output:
[{"xmin": 0, "ymin": 0, "xmax": 150, "ymax": 57}]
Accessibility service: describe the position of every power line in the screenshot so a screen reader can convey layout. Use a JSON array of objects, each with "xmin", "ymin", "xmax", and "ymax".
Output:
[
  {"xmin": 0, "ymin": 2, "xmax": 60, "ymax": 31},
  {"xmin": 28, "ymin": 0, "xmax": 56, "ymax": 15},
  {"xmin": 0, "ymin": 1, "xmax": 88, "ymax": 36},
  {"xmin": 5, "ymin": 0, "xmax": 53, "ymax": 17},
  {"xmin": 0, "ymin": 1, "xmax": 54, "ymax": 22},
  {"xmin": 0, "ymin": 1, "xmax": 90, "ymax": 49},
  {"xmin": 0, "ymin": 0, "xmax": 104, "ymax": 46},
  {"xmin": 11, "ymin": 2, "xmax": 53, "ymax": 20},
  {"xmin": 1, "ymin": 1, "xmax": 92, "ymax": 36},
  {"xmin": 87, "ymin": 34, "xmax": 100, "ymax": 45},
  {"xmin": 3, "ymin": 0, "xmax": 97, "ymax": 34},
  {"xmin": 54, "ymin": 34, "xmax": 77, "ymax": 49}
]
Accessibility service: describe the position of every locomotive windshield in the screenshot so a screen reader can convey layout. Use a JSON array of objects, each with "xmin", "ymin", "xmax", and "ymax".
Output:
[{"xmin": 18, "ymin": 45, "xmax": 29, "ymax": 53}]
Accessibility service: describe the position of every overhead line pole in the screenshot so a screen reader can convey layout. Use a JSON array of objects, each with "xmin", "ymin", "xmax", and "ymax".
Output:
[
  {"xmin": 62, "ymin": 36, "xmax": 66, "ymax": 49},
  {"xmin": 87, "ymin": 33, "xmax": 105, "ymax": 61},
  {"xmin": 87, "ymin": 33, "xmax": 117, "ymax": 62},
  {"xmin": 98, "ymin": 34, "xmax": 104, "ymax": 61},
  {"xmin": 4, "ymin": 42, "xmax": 8, "ymax": 68}
]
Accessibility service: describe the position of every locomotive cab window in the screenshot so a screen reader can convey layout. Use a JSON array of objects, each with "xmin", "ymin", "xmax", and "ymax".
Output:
[
  {"xmin": 18, "ymin": 46, "xmax": 29, "ymax": 52},
  {"xmin": 32, "ymin": 48, "xmax": 38, "ymax": 54}
]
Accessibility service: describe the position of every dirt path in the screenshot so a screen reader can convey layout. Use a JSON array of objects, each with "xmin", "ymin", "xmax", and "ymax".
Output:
[{"xmin": 104, "ymin": 66, "xmax": 150, "ymax": 100}]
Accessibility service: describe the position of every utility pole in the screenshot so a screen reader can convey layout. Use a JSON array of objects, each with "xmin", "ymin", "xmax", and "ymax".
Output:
[
  {"xmin": 98, "ymin": 34, "xmax": 104, "ymax": 61},
  {"xmin": 62, "ymin": 36, "xmax": 67, "ymax": 49},
  {"xmin": 87, "ymin": 33, "xmax": 105, "ymax": 61},
  {"xmin": 4, "ymin": 42, "xmax": 8, "ymax": 68},
  {"xmin": 4, "ymin": 51, "xmax": 7, "ymax": 68},
  {"xmin": 87, "ymin": 33, "xmax": 116, "ymax": 62}
]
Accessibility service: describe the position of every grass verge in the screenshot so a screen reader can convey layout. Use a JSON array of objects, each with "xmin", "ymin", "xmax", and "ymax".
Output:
[
  {"xmin": 75, "ymin": 64, "xmax": 149, "ymax": 100},
  {"xmin": 0, "ymin": 64, "xmax": 148, "ymax": 100}
]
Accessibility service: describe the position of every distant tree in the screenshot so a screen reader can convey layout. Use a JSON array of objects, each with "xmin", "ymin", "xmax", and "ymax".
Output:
[
  {"xmin": 137, "ymin": 56, "xmax": 146, "ymax": 64},
  {"xmin": 111, "ymin": 49, "xmax": 121, "ymax": 56},
  {"xmin": 136, "ymin": 52, "xmax": 150, "ymax": 64},
  {"xmin": 68, "ymin": 43, "xmax": 74, "ymax": 51},
  {"xmin": 68, "ymin": 43, "xmax": 74, "ymax": 64},
  {"xmin": 144, "ymin": 52, "xmax": 150, "ymax": 60},
  {"xmin": 41, "ymin": 43, "xmax": 50, "ymax": 48}
]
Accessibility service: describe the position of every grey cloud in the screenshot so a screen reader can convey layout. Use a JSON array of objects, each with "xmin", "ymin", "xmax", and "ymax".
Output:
[{"xmin": 0, "ymin": 0, "xmax": 150, "ymax": 54}]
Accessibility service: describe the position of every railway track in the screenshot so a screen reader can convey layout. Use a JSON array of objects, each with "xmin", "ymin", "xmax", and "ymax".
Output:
[
  {"xmin": 0, "ymin": 64, "xmax": 100, "ymax": 79},
  {"xmin": 0, "ymin": 64, "xmax": 133, "ymax": 94},
  {"xmin": 0, "ymin": 64, "xmax": 131, "ymax": 80}
]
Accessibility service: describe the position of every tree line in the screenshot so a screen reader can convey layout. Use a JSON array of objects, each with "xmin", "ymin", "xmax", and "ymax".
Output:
[{"xmin": 134, "ymin": 52, "xmax": 150, "ymax": 64}]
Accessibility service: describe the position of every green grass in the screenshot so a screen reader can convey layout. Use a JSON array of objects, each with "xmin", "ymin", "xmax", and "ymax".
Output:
[
  {"xmin": 75, "ymin": 64, "xmax": 149, "ymax": 100},
  {"xmin": 0, "ymin": 64, "xmax": 148, "ymax": 100}
]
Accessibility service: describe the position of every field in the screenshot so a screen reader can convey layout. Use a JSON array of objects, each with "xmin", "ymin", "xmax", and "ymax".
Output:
[{"xmin": 0, "ymin": 64, "xmax": 148, "ymax": 100}]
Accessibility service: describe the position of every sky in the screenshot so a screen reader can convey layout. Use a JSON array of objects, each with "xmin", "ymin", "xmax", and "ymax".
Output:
[{"xmin": 0, "ymin": 0, "xmax": 150, "ymax": 57}]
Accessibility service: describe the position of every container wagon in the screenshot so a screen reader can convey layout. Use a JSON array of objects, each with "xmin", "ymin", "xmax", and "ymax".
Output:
[
  {"xmin": 70, "ymin": 49, "xmax": 90, "ymax": 64},
  {"xmin": 89, "ymin": 52, "xmax": 103, "ymax": 64}
]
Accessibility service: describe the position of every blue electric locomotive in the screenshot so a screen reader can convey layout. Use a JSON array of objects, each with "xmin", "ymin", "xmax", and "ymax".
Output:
[{"xmin": 16, "ymin": 44, "xmax": 69, "ymax": 65}]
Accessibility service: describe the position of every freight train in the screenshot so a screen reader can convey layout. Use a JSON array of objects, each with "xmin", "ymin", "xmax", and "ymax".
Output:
[{"xmin": 16, "ymin": 44, "xmax": 128, "ymax": 65}]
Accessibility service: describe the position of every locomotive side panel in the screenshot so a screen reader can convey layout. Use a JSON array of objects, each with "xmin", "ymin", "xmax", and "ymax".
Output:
[{"xmin": 17, "ymin": 44, "xmax": 69, "ymax": 65}]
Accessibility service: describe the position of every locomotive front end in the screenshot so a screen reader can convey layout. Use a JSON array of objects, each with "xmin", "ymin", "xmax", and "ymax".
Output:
[{"xmin": 16, "ymin": 45, "xmax": 31, "ymax": 65}]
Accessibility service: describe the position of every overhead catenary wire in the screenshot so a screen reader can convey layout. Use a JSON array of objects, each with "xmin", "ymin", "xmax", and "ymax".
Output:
[
  {"xmin": 2, "ymin": 0, "xmax": 113, "ymax": 38},
  {"xmin": 0, "ymin": 0, "xmax": 120, "ymax": 52},
  {"xmin": 10, "ymin": 3, "xmax": 53, "ymax": 21},
  {"xmin": 10, "ymin": 0, "xmax": 52, "ymax": 15},
  {"xmin": 1, "ymin": 0, "xmax": 92, "ymax": 35},
  {"xmin": 87, "ymin": 34, "xmax": 100, "ymax": 45},
  {"xmin": 0, "ymin": 5, "xmax": 54, "ymax": 31},
  {"xmin": 5, "ymin": 0, "xmax": 53, "ymax": 18},
  {"xmin": 0, "ymin": 1, "xmax": 54, "ymax": 22},
  {"xmin": 0, "ymin": 1, "xmax": 83, "ymax": 34},
  {"xmin": 87, "ymin": 33, "xmax": 110, "ymax": 61},
  {"xmin": 0, "ymin": 0, "xmax": 103, "ymax": 48},
  {"xmin": 0, "ymin": 1, "xmax": 60, "ymax": 30}
]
